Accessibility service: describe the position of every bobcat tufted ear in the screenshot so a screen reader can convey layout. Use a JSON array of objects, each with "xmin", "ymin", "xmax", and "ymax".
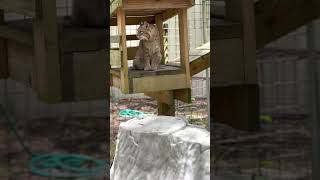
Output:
[{"xmin": 145, "ymin": 21, "xmax": 149, "ymax": 27}]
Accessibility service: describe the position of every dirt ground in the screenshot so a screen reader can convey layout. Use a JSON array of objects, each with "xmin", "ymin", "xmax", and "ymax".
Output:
[
  {"xmin": 0, "ymin": 115, "xmax": 107, "ymax": 180},
  {"xmin": 212, "ymin": 118, "xmax": 312, "ymax": 180}
]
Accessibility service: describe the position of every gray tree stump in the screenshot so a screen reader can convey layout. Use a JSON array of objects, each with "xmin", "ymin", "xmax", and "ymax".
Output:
[{"xmin": 110, "ymin": 116, "xmax": 210, "ymax": 180}]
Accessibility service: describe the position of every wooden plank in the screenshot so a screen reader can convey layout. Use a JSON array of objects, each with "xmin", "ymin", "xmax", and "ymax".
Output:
[
  {"xmin": 7, "ymin": 40, "xmax": 33, "ymax": 86},
  {"xmin": 174, "ymin": 88, "xmax": 191, "ymax": 103},
  {"xmin": 0, "ymin": 9, "xmax": 8, "ymax": 79},
  {"xmin": 212, "ymin": 39, "xmax": 244, "ymax": 85},
  {"xmin": 110, "ymin": 35, "xmax": 137, "ymax": 43},
  {"xmin": 0, "ymin": 0, "xmax": 37, "ymax": 17},
  {"xmin": 32, "ymin": 0, "xmax": 61, "ymax": 103},
  {"xmin": 110, "ymin": 16, "xmax": 155, "ymax": 26},
  {"xmin": 212, "ymin": 84, "xmax": 260, "ymax": 131},
  {"xmin": 60, "ymin": 27, "xmax": 107, "ymax": 53},
  {"xmin": 0, "ymin": 24, "xmax": 33, "ymax": 46},
  {"xmin": 178, "ymin": 8, "xmax": 191, "ymax": 87},
  {"xmin": 162, "ymin": 9, "xmax": 179, "ymax": 21},
  {"xmin": 145, "ymin": 91, "xmax": 174, "ymax": 105},
  {"xmin": 110, "ymin": 0, "xmax": 122, "ymax": 16},
  {"xmin": 212, "ymin": 19, "xmax": 242, "ymax": 40},
  {"xmin": 255, "ymin": 0, "xmax": 320, "ymax": 49},
  {"xmin": 145, "ymin": 88, "xmax": 191, "ymax": 104},
  {"xmin": 117, "ymin": 9, "xmax": 129, "ymax": 93},
  {"xmin": 190, "ymin": 52, "xmax": 210, "ymax": 76},
  {"xmin": 60, "ymin": 53, "xmax": 74, "ymax": 101},
  {"xmin": 241, "ymin": 0, "xmax": 257, "ymax": 84},
  {"xmin": 157, "ymin": 90, "xmax": 175, "ymax": 116},
  {"xmin": 122, "ymin": 0, "xmax": 193, "ymax": 10},
  {"xmin": 132, "ymin": 74, "xmax": 187, "ymax": 93},
  {"xmin": 73, "ymin": 50, "xmax": 107, "ymax": 101}
]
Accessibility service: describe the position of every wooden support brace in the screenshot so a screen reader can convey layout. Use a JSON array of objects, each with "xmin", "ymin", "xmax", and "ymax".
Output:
[
  {"xmin": 32, "ymin": 0, "xmax": 61, "ymax": 103},
  {"xmin": 0, "ymin": 9, "xmax": 8, "ymax": 79},
  {"xmin": 157, "ymin": 90, "xmax": 175, "ymax": 116},
  {"xmin": 117, "ymin": 9, "xmax": 130, "ymax": 93}
]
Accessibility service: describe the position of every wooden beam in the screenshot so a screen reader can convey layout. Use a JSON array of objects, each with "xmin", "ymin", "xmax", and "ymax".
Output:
[
  {"xmin": 145, "ymin": 88, "xmax": 191, "ymax": 104},
  {"xmin": 212, "ymin": 19, "xmax": 242, "ymax": 40},
  {"xmin": 190, "ymin": 52, "xmax": 210, "ymax": 76},
  {"xmin": 0, "ymin": 24, "xmax": 33, "ymax": 46},
  {"xmin": 242, "ymin": 0, "xmax": 257, "ymax": 84},
  {"xmin": 132, "ymin": 74, "xmax": 187, "ymax": 93},
  {"xmin": 0, "ymin": 9, "xmax": 8, "ymax": 79},
  {"xmin": 212, "ymin": 84, "xmax": 260, "ymax": 131},
  {"xmin": 174, "ymin": 88, "xmax": 191, "ymax": 103},
  {"xmin": 157, "ymin": 90, "xmax": 175, "ymax": 116},
  {"xmin": 32, "ymin": 0, "xmax": 61, "ymax": 102},
  {"xmin": 255, "ymin": 0, "xmax": 320, "ymax": 49},
  {"xmin": 0, "ymin": 0, "xmax": 37, "ymax": 17},
  {"xmin": 110, "ymin": 16, "xmax": 155, "ymax": 26},
  {"xmin": 122, "ymin": 0, "xmax": 193, "ymax": 10},
  {"xmin": 162, "ymin": 9, "xmax": 179, "ymax": 21},
  {"xmin": 178, "ymin": 8, "xmax": 191, "ymax": 87},
  {"xmin": 117, "ymin": 9, "xmax": 129, "ymax": 93}
]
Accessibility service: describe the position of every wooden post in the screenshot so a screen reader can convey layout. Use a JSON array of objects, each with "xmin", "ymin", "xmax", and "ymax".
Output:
[
  {"xmin": 212, "ymin": 0, "xmax": 259, "ymax": 131},
  {"xmin": 0, "ymin": 9, "xmax": 8, "ymax": 79},
  {"xmin": 33, "ymin": 0, "xmax": 61, "ymax": 102},
  {"xmin": 155, "ymin": 14, "xmax": 165, "ymax": 64},
  {"xmin": 117, "ymin": 9, "xmax": 129, "ymax": 93},
  {"xmin": 157, "ymin": 90, "xmax": 175, "ymax": 116},
  {"xmin": 178, "ymin": 8, "xmax": 191, "ymax": 87}
]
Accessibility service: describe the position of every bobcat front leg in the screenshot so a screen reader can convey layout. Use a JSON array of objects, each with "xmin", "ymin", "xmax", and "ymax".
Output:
[
  {"xmin": 144, "ymin": 56, "xmax": 152, "ymax": 71},
  {"xmin": 150, "ymin": 51, "xmax": 162, "ymax": 70}
]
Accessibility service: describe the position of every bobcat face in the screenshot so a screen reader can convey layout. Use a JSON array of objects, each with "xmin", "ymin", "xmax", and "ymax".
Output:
[{"xmin": 136, "ymin": 21, "xmax": 152, "ymax": 41}]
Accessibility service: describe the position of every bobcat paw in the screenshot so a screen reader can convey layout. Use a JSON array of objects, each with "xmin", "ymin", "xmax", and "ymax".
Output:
[{"xmin": 144, "ymin": 66, "xmax": 152, "ymax": 71}]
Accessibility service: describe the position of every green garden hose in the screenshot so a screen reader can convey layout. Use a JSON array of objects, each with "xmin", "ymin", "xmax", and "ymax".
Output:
[{"xmin": 0, "ymin": 105, "xmax": 106, "ymax": 179}]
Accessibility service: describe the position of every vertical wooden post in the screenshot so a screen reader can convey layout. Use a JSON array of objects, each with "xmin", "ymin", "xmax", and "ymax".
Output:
[
  {"xmin": 117, "ymin": 9, "xmax": 129, "ymax": 93},
  {"xmin": 157, "ymin": 90, "xmax": 175, "ymax": 116},
  {"xmin": 0, "ymin": 9, "xmax": 8, "ymax": 79},
  {"xmin": 156, "ymin": 14, "xmax": 165, "ymax": 64},
  {"xmin": 33, "ymin": 0, "xmax": 61, "ymax": 102},
  {"xmin": 178, "ymin": 8, "xmax": 191, "ymax": 87},
  {"xmin": 212, "ymin": 0, "xmax": 259, "ymax": 131}
]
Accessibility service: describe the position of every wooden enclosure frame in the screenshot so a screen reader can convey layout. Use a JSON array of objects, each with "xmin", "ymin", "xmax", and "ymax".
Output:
[{"xmin": 110, "ymin": 0, "xmax": 194, "ymax": 115}]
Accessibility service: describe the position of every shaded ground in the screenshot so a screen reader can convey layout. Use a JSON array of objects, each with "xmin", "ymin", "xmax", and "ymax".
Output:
[
  {"xmin": 0, "ymin": 115, "xmax": 107, "ymax": 180},
  {"xmin": 212, "ymin": 118, "xmax": 312, "ymax": 180}
]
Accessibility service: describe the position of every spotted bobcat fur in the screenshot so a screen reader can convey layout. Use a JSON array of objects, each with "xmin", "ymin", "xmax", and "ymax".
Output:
[{"xmin": 133, "ymin": 21, "xmax": 162, "ymax": 71}]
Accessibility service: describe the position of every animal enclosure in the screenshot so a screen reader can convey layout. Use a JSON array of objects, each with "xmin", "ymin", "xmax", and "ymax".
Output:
[{"xmin": 0, "ymin": 0, "xmax": 107, "ymax": 103}]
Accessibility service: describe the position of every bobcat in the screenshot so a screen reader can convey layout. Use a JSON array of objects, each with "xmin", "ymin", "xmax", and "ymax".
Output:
[{"xmin": 133, "ymin": 21, "xmax": 162, "ymax": 71}]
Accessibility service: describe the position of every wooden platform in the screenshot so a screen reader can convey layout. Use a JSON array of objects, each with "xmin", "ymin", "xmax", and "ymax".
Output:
[{"xmin": 110, "ymin": 65, "xmax": 187, "ymax": 93}]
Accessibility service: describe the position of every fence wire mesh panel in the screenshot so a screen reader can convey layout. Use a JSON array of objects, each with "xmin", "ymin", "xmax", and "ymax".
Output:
[
  {"xmin": 0, "ymin": 1, "xmax": 107, "ymax": 179},
  {"xmin": 212, "ymin": 17, "xmax": 318, "ymax": 179},
  {"xmin": 110, "ymin": 0, "xmax": 210, "ymax": 165}
]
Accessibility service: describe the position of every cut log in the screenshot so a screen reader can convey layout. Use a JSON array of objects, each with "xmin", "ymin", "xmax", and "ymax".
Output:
[{"xmin": 110, "ymin": 116, "xmax": 210, "ymax": 180}]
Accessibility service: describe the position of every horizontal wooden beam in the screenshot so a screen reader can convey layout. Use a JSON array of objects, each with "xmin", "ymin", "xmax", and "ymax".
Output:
[
  {"xmin": 132, "ymin": 74, "xmax": 187, "ymax": 93},
  {"xmin": 0, "ymin": 0, "xmax": 37, "ymax": 17},
  {"xmin": 145, "ymin": 88, "xmax": 191, "ymax": 104},
  {"xmin": 122, "ymin": 0, "xmax": 193, "ymax": 10},
  {"xmin": 0, "ymin": 24, "xmax": 33, "ymax": 46},
  {"xmin": 110, "ymin": 16, "xmax": 155, "ymax": 26},
  {"xmin": 255, "ymin": 0, "xmax": 320, "ymax": 49}
]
